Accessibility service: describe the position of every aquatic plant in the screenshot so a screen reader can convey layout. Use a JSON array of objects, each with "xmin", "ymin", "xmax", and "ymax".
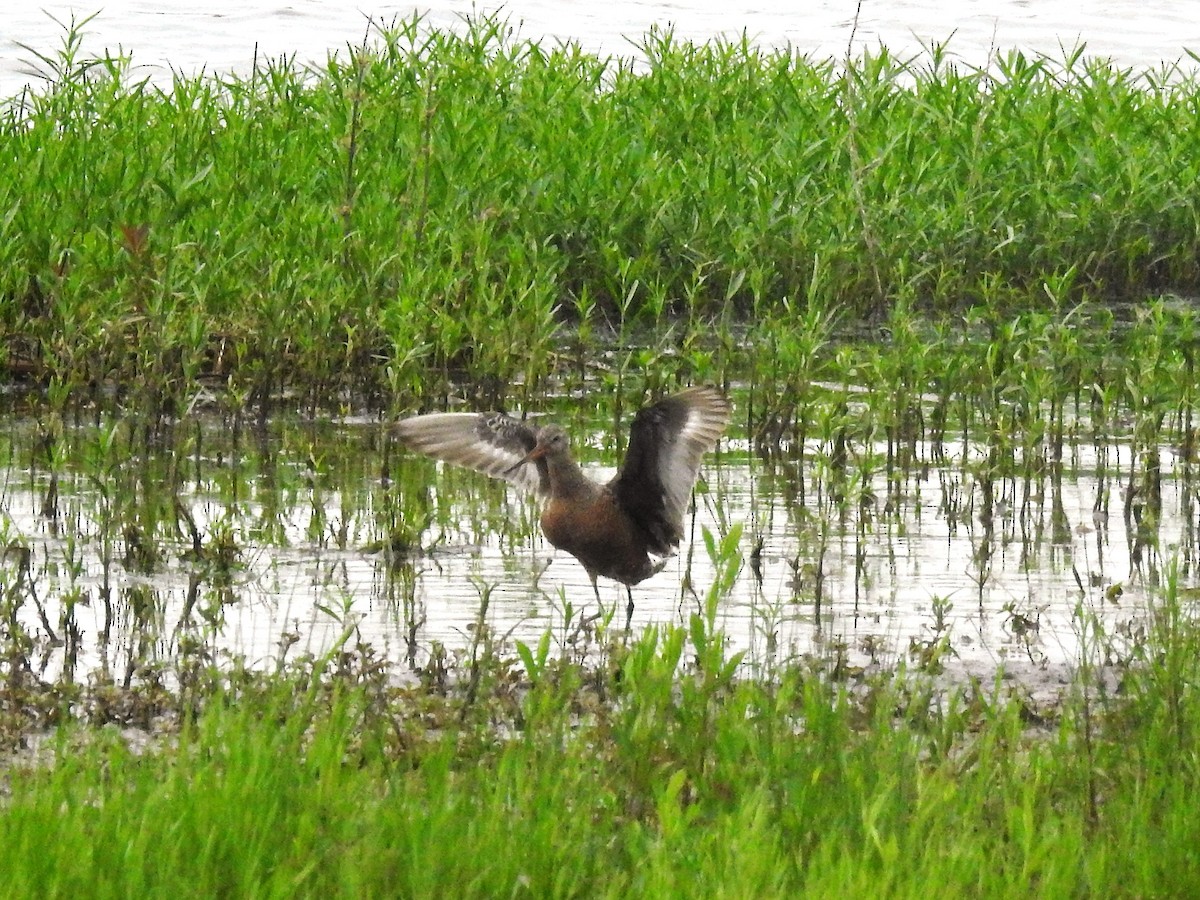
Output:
[{"xmin": 4, "ymin": 16, "xmax": 1200, "ymax": 412}]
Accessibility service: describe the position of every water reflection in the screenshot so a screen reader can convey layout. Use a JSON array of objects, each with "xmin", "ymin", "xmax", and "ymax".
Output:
[{"xmin": 0, "ymin": 404, "xmax": 1184, "ymax": 697}]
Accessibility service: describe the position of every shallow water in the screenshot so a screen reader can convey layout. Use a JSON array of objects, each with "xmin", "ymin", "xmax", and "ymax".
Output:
[
  {"xmin": 4, "ymin": 1, "xmax": 1198, "ymax": 97},
  {"xmin": 1, "ymin": 396, "xmax": 1187, "ymax": 696}
]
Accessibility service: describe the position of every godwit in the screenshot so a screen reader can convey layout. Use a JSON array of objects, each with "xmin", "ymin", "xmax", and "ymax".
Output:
[{"xmin": 394, "ymin": 385, "xmax": 730, "ymax": 629}]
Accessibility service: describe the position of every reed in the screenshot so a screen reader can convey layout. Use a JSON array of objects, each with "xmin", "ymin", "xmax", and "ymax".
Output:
[{"xmin": 4, "ymin": 16, "xmax": 1200, "ymax": 410}]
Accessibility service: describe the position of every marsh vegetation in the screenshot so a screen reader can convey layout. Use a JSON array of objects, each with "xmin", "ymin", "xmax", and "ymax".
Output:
[{"xmin": 2, "ymin": 13, "xmax": 1200, "ymax": 895}]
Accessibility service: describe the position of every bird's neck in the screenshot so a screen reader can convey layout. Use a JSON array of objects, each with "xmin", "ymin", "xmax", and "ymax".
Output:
[{"xmin": 546, "ymin": 454, "xmax": 599, "ymax": 502}]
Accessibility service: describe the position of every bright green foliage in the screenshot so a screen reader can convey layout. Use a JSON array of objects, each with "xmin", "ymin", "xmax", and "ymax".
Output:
[
  {"xmin": 4, "ymin": 16, "xmax": 1200, "ymax": 410},
  {"xmin": 3, "ymin": 571, "xmax": 1200, "ymax": 897}
]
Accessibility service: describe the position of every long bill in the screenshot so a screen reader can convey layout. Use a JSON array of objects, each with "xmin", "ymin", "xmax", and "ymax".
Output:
[{"xmin": 504, "ymin": 441, "xmax": 547, "ymax": 477}]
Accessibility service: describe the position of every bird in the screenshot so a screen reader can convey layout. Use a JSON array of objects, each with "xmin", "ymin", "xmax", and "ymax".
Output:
[{"xmin": 394, "ymin": 385, "xmax": 731, "ymax": 630}]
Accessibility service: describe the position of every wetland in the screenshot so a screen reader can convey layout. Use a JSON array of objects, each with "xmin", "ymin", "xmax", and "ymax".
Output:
[{"xmin": 2, "ymin": 14, "xmax": 1200, "ymax": 896}]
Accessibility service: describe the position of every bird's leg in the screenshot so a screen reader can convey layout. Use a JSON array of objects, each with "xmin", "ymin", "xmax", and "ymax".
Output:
[
  {"xmin": 588, "ymin": 573, "xmax": 607, "ymax": 623},
  {"xmin": 624, "ymin": 587, "xmax": 635, "ymax": 632}
]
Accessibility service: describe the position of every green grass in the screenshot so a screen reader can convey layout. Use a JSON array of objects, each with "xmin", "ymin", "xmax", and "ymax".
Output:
[
  {"xmin": 2, "ymin": 567, "xmax": 1200, "ymax": 897},
  {"xmin": 3, "ymin": 15, "xmax": 1200, "ymax": 412}
]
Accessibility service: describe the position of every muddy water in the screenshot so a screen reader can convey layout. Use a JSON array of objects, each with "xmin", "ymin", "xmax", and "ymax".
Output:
[{"xmin": 0, "ymin": 400, "xmax": 1184, "ymax": 694}]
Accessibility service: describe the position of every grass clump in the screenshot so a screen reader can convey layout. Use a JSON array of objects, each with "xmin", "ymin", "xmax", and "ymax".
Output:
[
  {"xmin": 4, "ymin": 15, "xmax": 1200, "ymax": 412},
  {"xmin": 2, "ymin": 572, "xmax": 1200, "ymax": 896}
]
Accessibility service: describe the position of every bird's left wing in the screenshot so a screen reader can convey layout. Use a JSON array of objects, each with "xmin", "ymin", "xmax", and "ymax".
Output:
[{"xmin": 610, "ymin": 386, "xmax": 730, "ymax": 553}]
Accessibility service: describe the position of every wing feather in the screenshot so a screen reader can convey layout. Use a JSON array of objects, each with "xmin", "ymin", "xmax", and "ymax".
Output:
[
  {"xmin": 394, "ymin": 412, "xmax": 549, "ymax": 495},
  {"xmin": 610, "ymin": 386, "xmax": 730, "ymax": 553}
]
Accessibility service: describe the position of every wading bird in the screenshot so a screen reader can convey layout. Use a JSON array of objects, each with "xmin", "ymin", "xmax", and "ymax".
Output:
[{"xmin": 394, "ymin": 386, "xmax": 730, "ymax": 629}]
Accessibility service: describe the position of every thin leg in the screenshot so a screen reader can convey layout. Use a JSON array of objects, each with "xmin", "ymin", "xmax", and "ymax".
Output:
[
  {"xmin": 624, "ymin": 587, "xmax": 635, "ymax": 632},
  {"xmin": 588, "ymin": 574, "xmax": 610, "ymax": 626}
]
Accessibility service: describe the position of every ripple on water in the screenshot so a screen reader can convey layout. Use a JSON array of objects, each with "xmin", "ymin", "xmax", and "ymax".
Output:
[{"xmin": 2, "ymin": 412, "xmax": 1181, "ymax": 702}]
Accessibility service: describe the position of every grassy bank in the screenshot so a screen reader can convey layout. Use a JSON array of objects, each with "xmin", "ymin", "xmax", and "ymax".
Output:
[
  {"xmin": 2, "ymin": 566, "xmax": 1199, "ymax": 896},
  {"xmin": 3, "ymin": 15, "xmax": 1200, "ymax": 410}
]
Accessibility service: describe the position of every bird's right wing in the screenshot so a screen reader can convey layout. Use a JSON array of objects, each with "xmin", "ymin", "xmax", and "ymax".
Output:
[{"xmin": 394, "ymin": 412, "xmax": 549, "ymax": 495}]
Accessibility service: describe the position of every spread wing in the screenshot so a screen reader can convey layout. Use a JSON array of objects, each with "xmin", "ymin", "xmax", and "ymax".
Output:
[
  {"xmin": 394, "ymin": 412, "xmax": 549, "ymax": 495},
  {"xmin": 609, "ymin": 386, "xmax": 731, "ymax": 554}
]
